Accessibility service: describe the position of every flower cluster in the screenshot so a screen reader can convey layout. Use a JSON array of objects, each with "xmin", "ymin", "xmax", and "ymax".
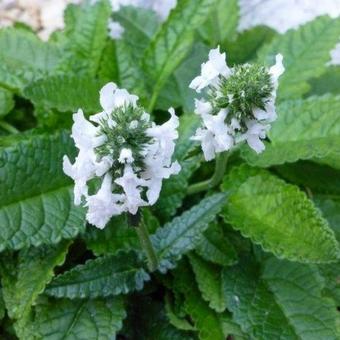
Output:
[
  {"xmin": 190, "ymin": 47, "xmax": 284, "ymax": 161},
  {"xmin": 63, "ymin": 82, "xmax": 180, "ymax": 229}
]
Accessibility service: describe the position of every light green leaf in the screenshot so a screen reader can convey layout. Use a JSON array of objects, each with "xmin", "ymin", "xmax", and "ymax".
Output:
[
  {"xmin": 0, "ymin": 28, "xmax": 61, "ymax": 91},
  {"xmin": 142, "ymin": 0, "xmax": 217, "ymax": 110},
  {"xmin": 45, "ymin": 251, "xmax": 150, "ymax": 299},
  {"xmin": 0, "ymin": 131, "xmax": 86, "ymax": 251},
  {"xmin": 188, "ymin": 253, "xmax": 227, "ymax": 313},
  {"xmin": 173, "ymin": 262, "xmax": 225, "ymax": 340},
  {"xmin": 258, "ymin": 16, "xmax": 340, "ymax": 100},
  {"xmin": 24, "ymin": 75, "xmax": 103, "ymax": 113},
  {"xmin": 152, "ymin": 193, "xmax": 228, "ymax": 271},
  {"xmin": 58, "ymin": 0, "xmax": 111, "ymax": 75},
  {"xmin": 32, "ymin": 297, "xmax": 126, "ymax": 340},
  {"xmin": 308, "ymin": 65, "xmax": 340, "ymax": 96},
  {"xmin": 0, "ymin": 88, "xmax": 14, "ymax": 117},
  {"xmin": 241, "ymin": 95, "xmax": 340, "ymax": 167},
  {"xmin": 223, "ymin": 256, "xmax": 339, "ymax": 339},
  {"xmin": 195, "ymin": 222, "xmax": 238, "ymax": 266},
  {"xmin": 1, "ymin": 243, "xmax": 70, "ymax": 337},
  {"xmin": 199, "ymin": 0, "xmax": 239, "ymax": 45},
  {"xmin": 221, "ymin": 166, "xmax": 340, "ymax": 263},
  {"xmin": 98, "ymin": 40, "xmax": 119, "ymax": 83}
]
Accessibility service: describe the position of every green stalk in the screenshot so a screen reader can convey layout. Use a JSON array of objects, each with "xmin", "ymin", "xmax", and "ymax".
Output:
[
  {"xmin": 0, "ymin": 121, "xmax": 19, "ymax": 134},
  {"xmin": 187, "ymin": 151, "xmax": 229, "ymax": 195},
  {"xmin": 129, "ymin": 213, "xmax": 159, "ymax": 272}
]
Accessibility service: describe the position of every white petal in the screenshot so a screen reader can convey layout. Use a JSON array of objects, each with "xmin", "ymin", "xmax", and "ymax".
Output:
[
  {"xmin": 194, "ymin": 99, "xmax": 212, "ymax": 115},
  {"xmin": 269, "ymin": 54, "xmax": 285, "ymax": 88},
  {"xmin": 118, "ymin": 148, "xmax": 134, "ymax": 164},
  {"xmin": 99, "ymin": 82, "xmax": 117, "ymax": 113},
  {"xmin": 108, "ymin": 20, "xmax": 124, "ymax": 39}
]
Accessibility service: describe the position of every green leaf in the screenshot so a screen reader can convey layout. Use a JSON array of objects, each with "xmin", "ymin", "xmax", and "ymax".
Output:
[
  {"xmin": 223, "ymin": 256, "xmax": 339, "ymax": 339},
  {"xmin": 0, "ymin": 28, "xmax": 61, "ymax": 91},
  {"xmin": 188, "ymin": 253, "xmax": 227, "ymax": 313},
  {"xmin": 152, "ymin": 193, "xmax": 228, "ymax": 271},
  {"xmin": 241, "ymin": 95, "xmax": 340, "ymax": 167},
  {"xmin": 223, "ymin": 26, "xmax": 278, "ymax": 65},
  {"xmin": 1, "ymin": 243, "xmax": 70, "ymax": 337},
  {"xmin": 195, "ymin": 222, "xmax": 238, "ymax": 266},
  {"xmin": 32, "ymin": 297, "xmax": 126, "ymax": 340},
  {"xmin": 157, "ymin": 43, "xmax": 210, "ymax": 112},
  {"xmin": 154, "ymin": 114, "xmax": 201, "ymax": 220},
  {"xmin": 24, "ymin": 75, "xmax": 103, "ymax": 113},
  {"xmin": 58, "ymin": 0, "xmax": 111, "ymax": 75},
  {"xmin": 221, "ymin": 166, "xmax": 340, "ymax": 263},
  {"xmin": 258, "ymin": 16, "xmax": 340, "ymax": 100},
  {"xmin": 173, "ymin": 261, "xmax": 225, "ymax": 340},
  {"xmin": 45, "ymin": 251, "xmax": 149, "ymax": 299},
  {"xmin": 0, "ymin": 131, "xmax": 86, "ymax": 251},
  {"xmin": 308, "ymin": 65, "xmax": 340, "ymax": 96},
  {"xmin": 142, "ymin": 0, "xmax": 217, "ymax": 110},
  {"xmin": 199, "ymin": 0, "xmax": 239, "ymax": 45},
  {"xmin": 84, "ymin": 211, "xmax": 159, "ymax": 256},
  {"xmin": 0, "ymin": 88, "xmax": 14, "ymax": 117},
  {"xmin": 98, "ymin": 40, "xmax": 119, "ymax": 83},
  {"xmin": 318, "ymin": 263, "xmax": 340, "ymax": 306}
]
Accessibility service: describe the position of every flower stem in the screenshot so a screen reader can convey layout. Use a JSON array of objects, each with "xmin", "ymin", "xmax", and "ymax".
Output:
[
  {"xmin": 129, "ymin": 212, "xmax": 159, "ymax": 272},
  {"xmin": 187, "ymin": 152, "xmax": 229, "ymax": 195},
  {"xmin": 0, "ymin": 121, "xmax": 19, "ymax": 134}
]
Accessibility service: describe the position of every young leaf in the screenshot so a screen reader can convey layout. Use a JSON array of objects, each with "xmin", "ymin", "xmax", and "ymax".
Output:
[
  {"xmin": 199, "ymin": 0, "xmax": 239, "ymax": 45},
  {"xmin": 0, "ymin": 131, "xmax": 86, "ymax": 251},
  {"xmin": 45, "ymin": 251, "xmax": 150, "ymax": 299},
  {"xmin": 58, "ymin": 0, "xmax": 111, "ymax": 75},
  {"xmin": 24, "ymin": 75, "xmax": 103, "ymax": 113},
  {"xmin": 222, "ymin": 256, "xmax": 339, "ymax": 339},
  {"xmin": 258, "ymin": 16, "xmax": 340, "ymax": 100},
  {"xmin": 221, "ymin": 166, "xmax": 340, "ymax": 263},
  {"xmin": 0, "ymin": 28, "xmax": 61, "ymax": 91},
  {"xmin": 241, "ymin": 95, "xmax": 340, "ymax": 167},
  {"xmin": 188, "ymin": 253, "xmax": 227, "ymax": 313},
  {"xmin": 0, "ymin": 243, "xmax": 70, "ymax": 337},
  {"xmin": 32, "ymin": 297, "xmax": 126, "ymax": 340},
  {"xmin": 152, "ymin": 193, "xmax": 228, "ymax": 271},
  {"xmin": 142, "ymin": 0, "xmax": 218, "ymax": 110}
]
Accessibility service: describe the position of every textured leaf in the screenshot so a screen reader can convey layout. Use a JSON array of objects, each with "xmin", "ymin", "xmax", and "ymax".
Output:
[
  {"xmin": 152, "ymin": 193, "xmax": 228, "ymax": 271},
  {"xmin": 33, "ymin": 297, "xmax": 126, "ymax": 340},
  {"xmin": 199, "ymin": 0, "xmax": 239, "ymax": 45},
  {"xmin": 0, "ymin": 28, "xmax": 61, "ymax": 91},
  {"xmin": 241, "ymin": 95, "xmax": 340, "ymax": 167},
  {"xmin": 223, "ymin": 25, "xmax": 278, "ymax": 65},
  {"xmin": 1, "ymin": 243, "xmax": 70, "ymax": 338},
  {"xmin": 195, "ymin": 222, "xmax": 238, "ymax": 266},
  {"xmin": 318, "ymin": 263, "xmax": 340, "ymax": 306},
  {"xmin": 173, "ymin": 262, "xmax": 225, "ymax": 340},
  {"xmin": 221, "ymin": 166, "xmax": 340, "ymax": 263},
  {"xmin": 98, "ymin": 40, "xmax": 119, "ymax": 83},
  {"xmin": 308, "ymin": 65, "xmax": 340, "ymax": 96},
  {"xmin": 154, "ymin": 114, "xmax": 201, "ymax": 220},
  {"xmin": 24, "ymin": 75, "xmax": 103, "ymax": 113},
  {"xmin": 45, "ymin": 251, "xmax": 150, "ymax": 299},
  {"xmin": 142, "ymin": 0, "xmax": 217, "ymax": 109},
  {"xmin": 258, "ymin": 16, "xmax": 340, "ymax": 100},
  {"xmin": 0, "ymin": 131, "xmax": 86, "ymax": 251},
  {"xmin": 188, "ymin": 253, "xmax": 227, "ymax": 313},
  {"xmin": 223, "ymin": 256, "xmax": 339, "ymax": 339},
  {"xmin": 0, "ymin": 88, "xmax": 14, "ymax": 117},
  {"xmin": 58, "ymin": 0, "xmax": 111, "ymax": 75}
]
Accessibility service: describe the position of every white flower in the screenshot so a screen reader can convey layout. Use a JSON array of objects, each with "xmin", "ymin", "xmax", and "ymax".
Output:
[
  {"xmin": 192, "ymin": 110, "xmax": 233, "ymax": 161},
  {"xmin": 190, "ymin": 48, "xmax": 285, "ymax": 159},
  {"xmin": 86, "ymin": 173, "xmax": 124, "ymax": 229},
  {"xmin": 108, "ymin": 19, "xmax": 124, "ymax": 39},
  {"xmin": 115, "ymin": 165, "xmax": 147, "ymax": 214},
  {"xmin": 151, "ymin": 0, "xmax": 177, "ymax": 20},
  {"xmin": 64, "ymin": 82, "xmax": 181, "ymax": 228},
  {"xmin": 189, "ymin": 46, "xmax": 231, "ymax": 93},
  {"xmin": 118, "ymin": 148, "xmax": 134, "ymax": 164}
]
